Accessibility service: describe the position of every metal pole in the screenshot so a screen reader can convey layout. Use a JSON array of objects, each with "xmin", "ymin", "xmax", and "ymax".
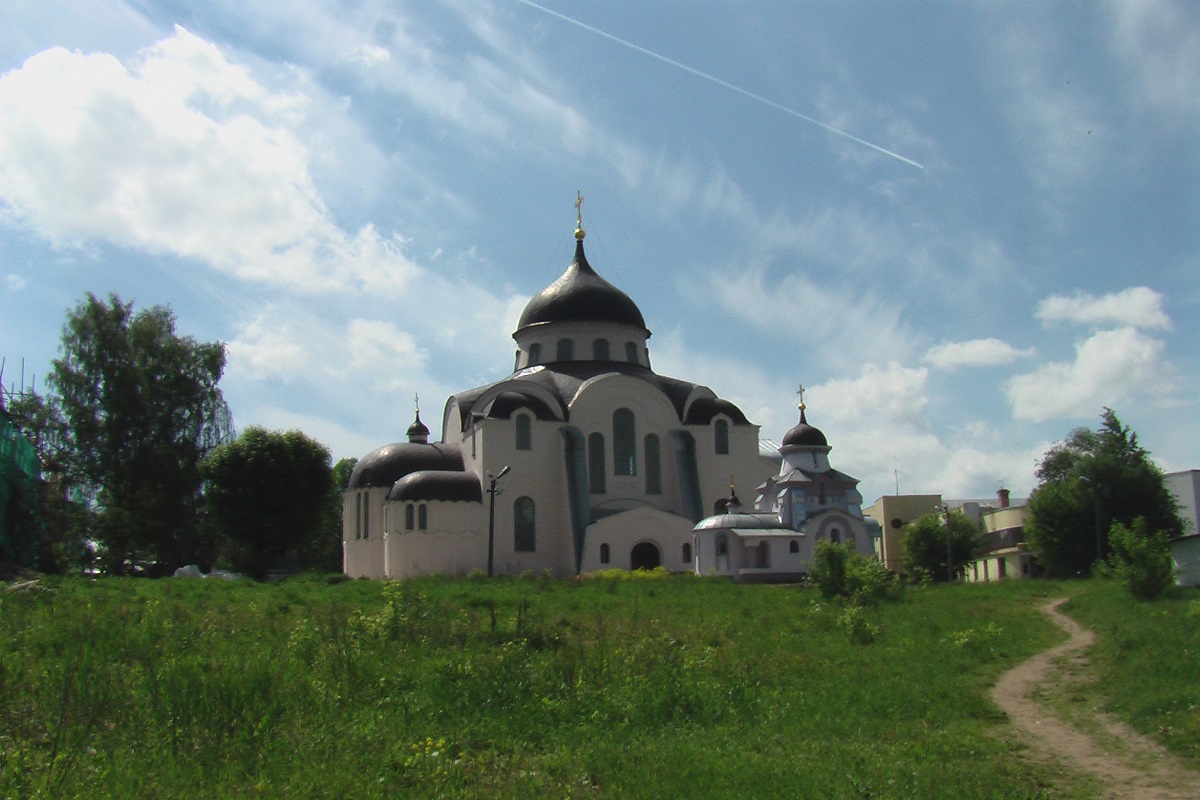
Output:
[{"xmin": 485, "ymin": 466, "xmax": 510, "ymax": 578}]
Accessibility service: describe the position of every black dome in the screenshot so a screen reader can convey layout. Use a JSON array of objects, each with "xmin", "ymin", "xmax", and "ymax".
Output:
[
  {"xmin": 388, "ymin": 471, "xmax": 483, "ymax": 503},
  {"xmin": 348, "ymin": 442, "xmax": 463, "ymax": 489},
  {"xmin": 782, "ymin": 409, "xmax": 828, "ymax": 448},
  {"xmin": 516, "ymin": 240, "xmax": 646, "ymax": 332}
]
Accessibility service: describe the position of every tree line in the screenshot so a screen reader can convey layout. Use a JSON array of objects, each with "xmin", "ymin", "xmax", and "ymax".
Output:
[{"xmin": 3, "ymin": 293, "xmax": 356, "ymax": 578}]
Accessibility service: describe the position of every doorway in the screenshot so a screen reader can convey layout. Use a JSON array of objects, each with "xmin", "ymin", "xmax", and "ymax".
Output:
[{"xmin": 630, "ymin": 542, "xmax": 661, "ymax": 570}]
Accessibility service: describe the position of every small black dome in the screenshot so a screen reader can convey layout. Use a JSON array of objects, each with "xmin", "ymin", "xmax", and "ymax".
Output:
[
  {"xmin": 388, "ymin": 471, "xmax": 483, "ymax": 503},
  {"xmin": 782, "ymin": 408, "xmax": 828, "ymax": 448},
  {"xmin": 516, "ymin": 239, "xmax": 646, "ymax": 332},
  {"xmin": 406, "ymin": 416, "xmax": 430, "ymax": 440},
  {"xmin": 348, "ymin": 442, "xmax": 463, "ymax": 489}
]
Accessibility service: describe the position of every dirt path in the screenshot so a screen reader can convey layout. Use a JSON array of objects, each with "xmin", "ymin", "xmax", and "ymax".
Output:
[{"xmin": 991, "ymin": 598, "xmax": 1198, "ymax": 800}]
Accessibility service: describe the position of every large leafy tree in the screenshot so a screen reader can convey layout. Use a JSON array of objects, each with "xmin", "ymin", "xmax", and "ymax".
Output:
[
  {"xmin": 202, "ymin": 426, "xmax": 332, "ymax": 577},
  {"xmin": 901, "ymin": 508, "xmax": 981, "ymax": 582},
  {"xmin": 1025, "ymin": 408, "xmax": 1182, "ymax": 578},
  {"xmin": 48, "ymin": 293, "xmax": 232, "ymax": 574}
]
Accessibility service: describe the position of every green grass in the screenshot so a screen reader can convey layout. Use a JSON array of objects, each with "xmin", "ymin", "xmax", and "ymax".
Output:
[
  {"xmin": 0, "ymin": 573, "xmax": 1185, "ymax": 799},
  {"xmin": 1061, "ymin": 580, "xmax": 1200, "ymax": 768}
]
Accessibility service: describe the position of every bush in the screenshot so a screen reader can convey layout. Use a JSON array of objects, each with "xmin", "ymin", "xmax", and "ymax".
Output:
[
  {"xmin": 810, "ymin": 541, "xmax": 899, "ymax": 605},
  {"xmin": 1106, "ymin": 517, "xmax": 1175, "ymax": 600}
]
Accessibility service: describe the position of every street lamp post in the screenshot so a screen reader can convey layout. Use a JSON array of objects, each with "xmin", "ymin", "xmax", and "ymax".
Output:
[{"xmin": 486, "ymin": 466, "xmax": 511, "ymax": 577}]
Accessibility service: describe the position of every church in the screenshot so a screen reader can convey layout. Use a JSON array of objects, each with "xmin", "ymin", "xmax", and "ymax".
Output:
[{"xmin": 342, "ymin": 204, "xmax": 873, "ymax": 579}]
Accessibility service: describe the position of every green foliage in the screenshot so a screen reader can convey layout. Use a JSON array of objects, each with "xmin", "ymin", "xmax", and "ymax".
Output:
[
  {"xmin": 1063, "ymin": 582, "xmax": 1200, "ymax": 764},
  {"xmin": 810, "ymin": 540, "xmax": 899, "ymax": 604},
  {"xmin": 0, "ymin": 575, "xmax": 1087, "ymax": 799},
  {"xmin": 902, "ymin": 508, "xmax": 981, "ymax": 582},
  {"xmin": 1026, "ymin": 408, "xmax": 1183, "ymax": 578},
  {"xmin": 201, "ymin": 426, "xmax": 332, "ymax": 577},
  {"xmin": 45, "ymin": 293, "xmax": 232, "ymax": 574},
  {"xmin": 1105, "ymin": 517, "xmax": 1175, "ymax": 600}
]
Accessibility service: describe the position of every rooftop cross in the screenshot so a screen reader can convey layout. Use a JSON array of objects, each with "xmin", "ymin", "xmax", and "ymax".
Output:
[
  {"xmin": 574, "ymin": 191, "xmax": 585, "ymax": 240},
  {"xmin": 796, "ymin": 384, "xmax": 806, "ymax": 411}
]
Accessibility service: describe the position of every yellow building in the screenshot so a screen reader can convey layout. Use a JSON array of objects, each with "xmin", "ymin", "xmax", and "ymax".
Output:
[{"xmin": 863, "ymin": 494, "xmax": 942, "ymax": 572}]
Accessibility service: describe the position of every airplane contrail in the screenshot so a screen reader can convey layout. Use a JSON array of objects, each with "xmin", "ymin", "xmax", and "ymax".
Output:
[{"xmin": 514, "ymin": 0, "xmax": 924, "ymax": 170}]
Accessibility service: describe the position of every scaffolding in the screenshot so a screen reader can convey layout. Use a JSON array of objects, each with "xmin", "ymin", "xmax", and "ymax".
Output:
[{"xmin": 0, "ymin": 392, "xmax": 43, "ymax": 568}]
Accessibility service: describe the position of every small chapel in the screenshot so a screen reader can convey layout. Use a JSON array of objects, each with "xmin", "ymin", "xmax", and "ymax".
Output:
[{"xmin": 342, "ymin": 201, "xmax": 875, "ymax": 579}]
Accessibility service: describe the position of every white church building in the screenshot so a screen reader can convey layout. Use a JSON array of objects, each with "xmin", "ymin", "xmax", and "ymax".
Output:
[{"xmin": 342, "ymin": 209, "xmax": 874, "ymax": 579}]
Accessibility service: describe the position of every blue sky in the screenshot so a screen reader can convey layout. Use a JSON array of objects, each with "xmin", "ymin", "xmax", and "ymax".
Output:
[{"xmin": 1, "ymin": 0, "xmax": 1197, "ymax": 505}]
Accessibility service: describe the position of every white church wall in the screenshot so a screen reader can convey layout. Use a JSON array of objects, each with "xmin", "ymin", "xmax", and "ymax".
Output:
[
  {"xmin": 384, "ymin": 501, "xmax": 486, "ymax": 578},
  {"xmin": 580, "ymin": 507, "xmax": 696, "ymax": 573}
]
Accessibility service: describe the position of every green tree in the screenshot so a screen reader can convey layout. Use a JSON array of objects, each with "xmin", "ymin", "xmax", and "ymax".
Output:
[
  {"xmin": 48, "ymin": 293, "xmax": 232, "ymax": 574},
  {"xmin": 901, "ymin": 508, "xmax": 981, "ymax": 582},
  {"xmin": 202, "ymin": 426, "xmax": 332, "ymax": 577},
  {"xmin": 1106, "ymin": 517, "xmax": 1175, "ymax": 600},
  {"xmin": 1025, "ymin": 409, "xmax": 1182, "ymax": 578},
  {"xmin": 301, "ymin": 456, "xmax": 356, "ymax": 573}
]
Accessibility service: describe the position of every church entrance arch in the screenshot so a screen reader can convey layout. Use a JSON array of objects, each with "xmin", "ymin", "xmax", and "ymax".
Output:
[{"xmin": 630, "ymin": 541, "xmax": 661, "ymax": 570}]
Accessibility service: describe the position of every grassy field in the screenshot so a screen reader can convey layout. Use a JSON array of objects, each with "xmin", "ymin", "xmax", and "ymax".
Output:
[{"xmin": 0, "ymin": 572, "xmax": 1195, "ymax": 799}]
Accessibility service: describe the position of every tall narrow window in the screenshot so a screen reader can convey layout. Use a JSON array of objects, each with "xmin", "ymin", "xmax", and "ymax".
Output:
[
  {"xmin": 588, "ymin": 433, "xmax": 606, "ymax": 494},
  {"xmin": 613, "ymin": 408, "xmax": 636, "ymax": 476},
  {"xmin": 417, "ymin": 504, "xmax": 427, "ymax": 530},
  {"xmin": 624, "ymin": 342, "xmax": 639, "ymax": 364},
  {"xmin": 600, "ymin": 543, "xmax": 610, "ymax": 564},
  {"xmin": 514, "ymin": 496, "xmax": 536, "ymax": 552},
  {"xmin": 556, "ymin": 338, "xmax": 574, "ymax": 361},
  {"xmin": 714, "ymin": 419, "xmax": 729, "ymax": 455},
  {"xmin": 592, "ymin": 338, "xmax": 610, "ymax": 361},
  {"xmin": 355, "ymin": 493, "xmax": 362, "ymax": 540},
  {"xmin": 682, "ymin": 542, "xmax": 692, "ymax": 564},
  {"xmin": 404, "ymin": 503, "xmax": 414, "ymax": 531},
  {"xmin": 362, "ymin": 495, "xmax": 369, "ymax": 539},
  {"xmin": 515, "ymin": 414, "xmax": 532, "ymax": 450},
  {"xmin": 528, "ymin": 343, "xmax": 541, "ymax": 366},
  {"xmin": 644, "ymin": 434, "xmax": 662, "ymax": 494}
]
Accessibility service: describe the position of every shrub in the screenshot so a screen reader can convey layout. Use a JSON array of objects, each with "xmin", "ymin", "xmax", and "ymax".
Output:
[
  {"xmin": 810, "ymin": 541, "xmax": 899, "ymax": 605},
  {"xmin": 1106, "ymin": 517, "xmax": 1175, "ymax": 600}
]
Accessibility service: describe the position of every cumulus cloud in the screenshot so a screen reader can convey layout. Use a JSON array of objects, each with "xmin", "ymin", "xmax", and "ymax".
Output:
[
  {"xmin": 0, "ymin": 27, "xmax": 416, "ymax": 293},
  {"xmin": 924, "ymin": 338, "xmax": 1036, "ymax": 370},
  {"xmin": 4, "ymin": 274, "xmax": 25, "ymax": 291},
  {"xmin": 1007, "ymin": 326, "xmax": 1177, "ymax": 422},
  {"xmin": 1036, "ymin": 286, "xmax": 1171, "ymax": 330}
]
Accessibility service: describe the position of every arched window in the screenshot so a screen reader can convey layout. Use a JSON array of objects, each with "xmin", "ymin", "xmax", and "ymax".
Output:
[
  {"xmin": 515, "ymin": 414, "xmax": 532, "ymax": 450},
  {"xmin": 404, "ymin": 503, "xmax": 414, "ymax": 531},
  {"xmin": 556, "ymin": 338, "xmax": 573, "ymax": 362},
  {"xmin": 624, "ymin": 342, "xmax": 639, "ymax": 364},
  {"xmin": 789, "ymin": 540, "xmax": 800, "ymax": 554},
  {"xmin": 613, "ymin": 408, "xmax": 636, "ymax": 476},
  {"xmin": 514, "ymin": 496, "xmax": 536, "ymax": 552},
  {"xmin": 682, "ymin": 542, "xmax": 692, "ymax": 563},
  {"xmin": 417, "ymin": 504, "xmax": 427, "ymax": 530},
  {"xmin": 528, "ymin": 343, "xmax": 541, "ymax": 366},
  {"xmin": 592, "ymin": 338, "xmax": 610, "ymax": 361},
  {"xmin": 717, "ymin": 534, "xmax": 728, "ymax": 557},
  {"xmin": 599, "ymin": 543, "xmax": 610, "ymax": 564},
  {"xmin": 362, "ymin": 495, "xmax": 369, "ymax": 539},
  {"xmin": 355, "ymin": 493, "xmax": 362, "ymax": 540},
  {"xmin": 757, "ymin": 541, "xmax": 770, "ymax": 568},
  {"xmin": 830, "ymin": 529, "xmax": 841, "ymax": 544},
  {"xmin": 644, "ymin": 434, "xmax": 662, "ymax": 494},
  {"xmin": 714, "ymin": 418, "xmax": 729, "ymax": 455},
  {"xmin": 588, "ymin": 433, "xmax": 606, "ymax": 494}
]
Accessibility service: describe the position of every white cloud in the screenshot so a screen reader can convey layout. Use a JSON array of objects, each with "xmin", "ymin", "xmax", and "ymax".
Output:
[
  {"xmin": 1007, "ymin": 326, "xmax": 1177, "ymax": 422},
  {"xmin": 0, "ymin": 27, "xmax": 417, "ymax": 294},
  {"xmin": 1036, "ymin": 286, "xmax": 1171, "ymax": 330},
  {"xmin": 225, "ymin": 311, "xmax": 312, "ymax": 380},
  {"xmin": 4, "ymin": 273, "xmax": 25, "ymax": 291},
  {"xmin": 924, "ymin": 338, "xmax": 1035, "ymax": 370},
  {"xmin": 1107, "ymin": 0, "xmax": 1200, "ymax": 121},
  {"xmin": 347, "ymin": 319, "xmax": 427, "ymax": 376}
]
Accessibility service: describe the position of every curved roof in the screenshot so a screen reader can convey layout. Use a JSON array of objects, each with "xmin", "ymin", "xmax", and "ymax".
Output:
[
  {"xmin": 781, "ymin": 409, "xmax": 828, "ymax": 448},
  {"xmin": 481, "ymin": 390, "xmax": 559, "ymax": 421},
  {"xmin": 348, "ymin": 442, "xmax": 463, "ymax": 489},
  {"xmin": 683, "ymin": 396, "xmax": 751, "ymax": 425},
  {"xmin": 694, "ymin": 512, "xmax": 786, "ymax": 531},
  {"xmin": 447, "ymin": 362, "xmax": 751, "ymax": 433},
  {"xmin": 387, "ymin": 471, "xmax": 483, "ymax": 503},
  {"xmin": 516, "ymin": 240, "xmax": 647, "ymax": 333}
]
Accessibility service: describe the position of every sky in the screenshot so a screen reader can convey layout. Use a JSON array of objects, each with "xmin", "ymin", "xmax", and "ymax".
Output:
[{"xmin": 1, "ymin": 0, "xmax": 1197, "ymax": 506}]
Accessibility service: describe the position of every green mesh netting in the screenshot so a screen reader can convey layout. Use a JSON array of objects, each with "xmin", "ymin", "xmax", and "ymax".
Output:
[{"xmin": 0, "ymin": 411, "xmax": 42, "ymax": 567}]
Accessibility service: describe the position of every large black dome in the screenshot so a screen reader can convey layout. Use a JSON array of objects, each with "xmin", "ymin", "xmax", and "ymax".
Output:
[
  {"xmin": 348, "ymin": 442, "xmax": 463, "ymax": 489},
  {"xmin": 516, "ymin": 239, "xmax": 647, "ymax": 332}
]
